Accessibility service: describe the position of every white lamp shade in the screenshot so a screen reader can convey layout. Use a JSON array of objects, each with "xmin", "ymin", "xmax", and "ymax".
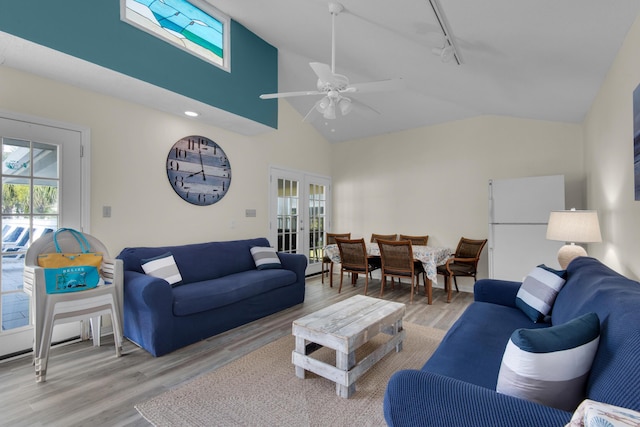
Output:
[
  {"xmin": 546, "ymin": 210, "xmax": 601, "ymax": 269},
  {"xmin": 546, "ymin": 210, "xmax": 602, "ymax": 243}
]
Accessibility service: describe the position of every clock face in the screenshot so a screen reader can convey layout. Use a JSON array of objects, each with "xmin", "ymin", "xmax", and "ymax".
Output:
[{"xmin": 166, "ymin": 135, "xmax": 231, "ymax": 206}]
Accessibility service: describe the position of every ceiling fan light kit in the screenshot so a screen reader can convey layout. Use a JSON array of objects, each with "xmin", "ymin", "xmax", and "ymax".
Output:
[
  {"xmin": 315, "ymin": 88, "xmax": 354, "ymax": 119},
  {"xmin": 324, "ymin": 103, "xmax": 336, "ymax": 119},
  {"xmin": 316, "ymin": 97, "xmax": 330, "ymax": 112},
  {"xmin": 259, "ymin": 2, "xmax": 404, "ymax": 121},
  {"xmin": 339, "ymin": 97, "xmax": 353, "ymax": 115}
]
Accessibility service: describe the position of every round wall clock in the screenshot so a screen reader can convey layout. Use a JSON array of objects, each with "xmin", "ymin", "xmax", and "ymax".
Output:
[{"xmin": 166, "ymin": 135, "xmax": 231, "ymax": 206}]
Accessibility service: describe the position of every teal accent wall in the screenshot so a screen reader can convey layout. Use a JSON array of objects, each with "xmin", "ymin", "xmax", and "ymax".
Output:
[{"xmin": 0, "ymin": 1, "xmax": 278, "ymax": 128}]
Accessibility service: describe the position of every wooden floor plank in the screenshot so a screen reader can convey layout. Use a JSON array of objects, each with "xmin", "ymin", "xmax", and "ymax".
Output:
[{"xmin": 0, "ymin": 274, "xmax": 473, "ymax": 427}]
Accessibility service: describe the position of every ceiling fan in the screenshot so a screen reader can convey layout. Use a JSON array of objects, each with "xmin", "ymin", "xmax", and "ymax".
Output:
[{"xmin": 259, "ymin": 2, "xmax": 404, "ymax": 120}]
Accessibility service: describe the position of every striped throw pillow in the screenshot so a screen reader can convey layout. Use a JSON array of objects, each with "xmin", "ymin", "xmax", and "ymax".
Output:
[
  {"xmin": 496, "ymin": 312, "xmax": 600, "ymax": 412},
  {"xmin": 141, "ymin": 252, "xmax": 183, "ymax": 286},
  {"xmin": 516, "ymin": 264, "xmax": 567, "ymax": 323},
  {"xmin": 250, "ymin": 246, "xmax": 282, "ymax": 270}
]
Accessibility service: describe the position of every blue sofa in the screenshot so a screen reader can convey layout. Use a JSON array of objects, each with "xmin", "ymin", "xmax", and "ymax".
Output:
[
  {"xmin": 118, "ymin": 238, "xmax": 307, "ymax": 356},
  {"xmin": 384, "ymin": 257, "xmax": 640, "ymax": 426}
]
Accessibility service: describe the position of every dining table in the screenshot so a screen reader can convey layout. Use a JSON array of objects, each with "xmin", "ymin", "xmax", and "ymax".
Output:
[{"xmin": 323, "ymin": 243, "xmax": 452, "ymax": 289}]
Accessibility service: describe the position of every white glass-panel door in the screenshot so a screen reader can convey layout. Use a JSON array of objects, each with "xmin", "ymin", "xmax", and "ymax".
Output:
[
  {"xmin": 0, "ymin": 114, "xmax": 86, "ymax": 358},
  {"xmin": 269, "ymin": 168, "xmax": 331, "ymax": 276},
  {"xmin": 276, "ymin": 175, "xmax": 299, "ymax": 255},
  {"xmin": 306, "ymin": 179, "xmax": 330, "ymax": 275}
]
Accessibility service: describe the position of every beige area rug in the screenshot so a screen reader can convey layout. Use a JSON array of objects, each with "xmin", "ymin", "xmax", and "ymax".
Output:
[{"xmin": 136, "ymin": 322, "xmax": 445, "ymax": 427}]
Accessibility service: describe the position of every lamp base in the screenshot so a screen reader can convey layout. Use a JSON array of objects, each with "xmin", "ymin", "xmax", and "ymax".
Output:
[{"xmin": 557, "ymin": 244, "xmax": 588, "ymax": 269}]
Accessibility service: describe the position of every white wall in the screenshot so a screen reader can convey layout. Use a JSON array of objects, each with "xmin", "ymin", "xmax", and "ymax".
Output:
[
  {"xmin": 0, "ymin": 66, "xmax": 332, "ymax": 256},
  {"xmin": 331, "ymin": 115, "xmax": 585, "ymax": 289},
  {"xmin": 583, "ymin": 14, "xmax": 640, "ymax": 279}
]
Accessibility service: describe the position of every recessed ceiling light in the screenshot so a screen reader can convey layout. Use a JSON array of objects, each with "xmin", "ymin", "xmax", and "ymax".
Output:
[{"xmin": 184, "ymin": 111, "xmax": 199, "ymax": 117}]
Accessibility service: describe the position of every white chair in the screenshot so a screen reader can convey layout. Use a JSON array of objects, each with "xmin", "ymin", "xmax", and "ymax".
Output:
[{"xmin": 23, "ymin": 230, "xmax": 124, "ymax": 383}]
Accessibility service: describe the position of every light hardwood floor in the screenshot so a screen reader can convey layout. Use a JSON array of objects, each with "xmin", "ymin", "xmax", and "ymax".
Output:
[{"xmin": 0, "ymin": 273, "xmax": 473, "ymax": 427}]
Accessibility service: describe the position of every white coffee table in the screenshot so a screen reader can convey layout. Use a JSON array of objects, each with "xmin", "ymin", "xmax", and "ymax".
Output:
[{"xmin": 291, "ymin": 295, "xmax": 406, "ymax": 398}]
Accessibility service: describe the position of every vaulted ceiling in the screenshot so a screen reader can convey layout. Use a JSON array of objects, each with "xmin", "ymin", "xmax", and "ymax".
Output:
[
  {"xmin": 212, "ymin": 0, "xmax": 640, "ymax": 142},
  {"xmin": 2, "ymin": 1, "xmax": 640, "ymax": 144}
]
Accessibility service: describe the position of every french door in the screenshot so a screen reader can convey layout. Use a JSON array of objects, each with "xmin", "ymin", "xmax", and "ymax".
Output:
[
  {"xmin": 0, "ymin": 112, "xmax": 87, "ymax": 358},
  {"xmin": 269, "ymin": 167, "xmax": 331, "ymax": 276}
]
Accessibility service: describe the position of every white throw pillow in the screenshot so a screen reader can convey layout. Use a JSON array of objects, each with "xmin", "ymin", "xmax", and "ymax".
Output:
[
  {"xmin": 250, "ymin": 246, "xmax": 282, "ymax": 270},
  {"xmin": 141, "ymin": 252, "xmax": 183, "ymax": 286},
  {"xmin": 497, "ymin": 312, "xmax": 600, "ymax": 412}
]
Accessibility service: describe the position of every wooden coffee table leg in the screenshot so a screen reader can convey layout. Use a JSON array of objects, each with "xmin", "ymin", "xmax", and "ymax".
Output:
[
  {"xmin": 294, "ymin": 336, "xmax": 307, "ymax": 379},
  {"xmin": 336, "ymin": 350, "xmax": 356, "ymax": 397},
  {"xmin": 394, "ymin": 319, "xmax": 404, "ymax": 352}
]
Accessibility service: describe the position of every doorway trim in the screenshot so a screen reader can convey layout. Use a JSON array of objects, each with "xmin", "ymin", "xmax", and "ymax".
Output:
[{"xmin": 0, "ymin": 109, "xmax": 91, "ymax": 358}]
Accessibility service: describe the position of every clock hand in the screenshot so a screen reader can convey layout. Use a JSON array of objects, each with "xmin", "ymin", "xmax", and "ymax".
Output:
[{"xmin": 198, "ymin": 148, "xmax": 206, "ymax": 181}]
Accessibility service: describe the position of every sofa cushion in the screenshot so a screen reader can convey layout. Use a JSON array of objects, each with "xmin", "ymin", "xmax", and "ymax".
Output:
[
  {"xmin": 172, "ymin": 269, "xmax": 297, "ymax": 316},
  {"xmin": 422, "ymin": 302, "xmax": 549, "ymax": 390},
  {"xmin": 250, "ymin": 246, "xmax": 282, "ymax": 270},
  {"xmin": 141, "ymin": 252, "xmax": 183, "ymax": 286},
  {"xmin": 515, "ymin": 264, "xmax": 566, "ymax": 323},
  {"xmin": 496, "ymin": 312, "xmax": 600, "ymax": 412}
]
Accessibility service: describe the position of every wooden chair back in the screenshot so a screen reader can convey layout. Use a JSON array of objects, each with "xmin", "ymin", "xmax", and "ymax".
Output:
[
  {"xmin": 371, "ymin": 233, "xmax": 397, "ymax": 243},
  {"xmin": 378, "ymin": 239, "xmax": 414, "ymax": 277},
  {"xmin": 326, "ymin": 232, "xmax": 351, "ymax": 246},
  {"xmin": 335, "ymin": 237, "xmax": 373, "ymax": 295},
  {"xmin": 335, "ymin": 238, "xmax": 368, "ymax": 273},
  {"xmin": 378, "ymin": 239, "xmax": 428, "ymax": 303},
  {"xmin": 398, "ymin": 234, "xmax": 429, "ymax": 246},
  {"xmin": 453, "ymin": 237, "xmax": 488, "ymax": 270},
  {"xmin": 322, "ymin": 232, "xmax": 351, "ymax": 286}
]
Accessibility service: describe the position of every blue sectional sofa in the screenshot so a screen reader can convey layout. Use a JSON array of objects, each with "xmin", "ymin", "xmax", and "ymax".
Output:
[
  {"xmin": 384, "ymin": 257, "xmax": 640, "ymax": 426},
  {"xmin": 118, "ymin": 238, "xmax": 307, "ymax": 356}
]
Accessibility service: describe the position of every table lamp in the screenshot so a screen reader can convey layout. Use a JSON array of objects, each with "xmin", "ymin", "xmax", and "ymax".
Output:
[{"xmin": 546, "ymin": 209, "xmax": 602, "ymax": 269}]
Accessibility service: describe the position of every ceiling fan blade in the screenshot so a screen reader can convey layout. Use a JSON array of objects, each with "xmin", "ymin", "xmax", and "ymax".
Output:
[
  {"xmin": 259, "ymin": 90, "xmax": 323, "ymax": 99},
  {"xmin": 309, "ymin": 62, "xmax": 341, "ymax": 85},
  {"xmin": 350, "ymin": 98, "xmax": 380, "ymax": 119},
  {"xmin": 347, "ymin": 78, "xmax": 405, "ymax": 94}
]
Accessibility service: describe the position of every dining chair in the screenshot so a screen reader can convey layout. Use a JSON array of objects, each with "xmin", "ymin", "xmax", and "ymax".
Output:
[
  {"xmin": 437, "ymin": 237, "xmax": 488, "ymax": 302},
  {"xmin": 398, "ymin": 234, "xmax": 429, "ymax": 246},
  {"xmin": 24, "ymin": 230, "xmax": 124, "ymax": 382},
  {"xmin": 398, "ymin": 235, "xmax": 429, "ymax": 295},
  {"xmin": 378, "ymin": 239, "xmax": 429, "ymax": 304},
  {"xmin": 369, "ymin": 233, "xmax": 396, "ymax": 273},
  {"xmin": 335, "ymin": 238, "xmax": 376, "ymax": 295},
  {"xmin": 322, "ymin": 232, "xmax": 351, "ymax": 286}
]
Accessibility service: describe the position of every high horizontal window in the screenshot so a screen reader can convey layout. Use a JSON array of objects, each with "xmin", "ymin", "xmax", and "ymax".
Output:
[{"xmin": 121, "ymin": 0, "xmax": 230, "ymax": 71}]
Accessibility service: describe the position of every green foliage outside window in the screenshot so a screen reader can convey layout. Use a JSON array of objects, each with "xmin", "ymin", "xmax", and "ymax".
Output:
[{"xmin": 1, "ymin": 183, "xmax": 58, "ymax": 214}]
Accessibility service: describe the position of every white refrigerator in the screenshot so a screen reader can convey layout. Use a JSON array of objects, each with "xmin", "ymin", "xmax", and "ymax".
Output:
[{"xmin": 488, "ymin": 175, "xmax": 565, "ymax": 281}]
